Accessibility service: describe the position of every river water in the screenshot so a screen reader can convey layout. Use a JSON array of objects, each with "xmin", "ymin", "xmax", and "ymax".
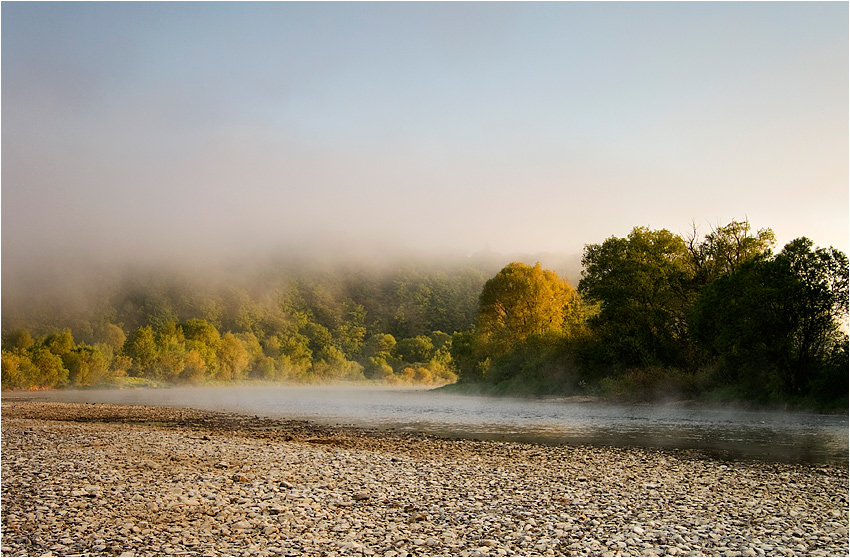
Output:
[{"xmin": 27, "ymin": 385, "xmax": 848, "ymax": 464}]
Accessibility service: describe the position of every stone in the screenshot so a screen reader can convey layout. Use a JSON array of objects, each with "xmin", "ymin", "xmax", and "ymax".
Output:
[{"xmin": 2, "ymin": 400, "xmax": 847, "ymax": 558}]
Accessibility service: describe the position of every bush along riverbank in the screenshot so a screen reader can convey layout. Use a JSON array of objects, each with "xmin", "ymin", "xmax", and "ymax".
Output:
[{"xmin": 2, "ymin": 401, "xmax": 848, "ymax": 557}]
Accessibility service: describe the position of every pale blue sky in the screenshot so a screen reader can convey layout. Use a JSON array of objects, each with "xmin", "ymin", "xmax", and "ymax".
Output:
[{"xmin": 2, "ymin": 1, "xmax": 847, "ymax": 269}]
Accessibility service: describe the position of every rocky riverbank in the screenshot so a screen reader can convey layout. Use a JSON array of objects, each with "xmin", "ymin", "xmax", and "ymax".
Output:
[{"xmin": 2, "ymin": 401, "xmax": 847, "ymax": 557}]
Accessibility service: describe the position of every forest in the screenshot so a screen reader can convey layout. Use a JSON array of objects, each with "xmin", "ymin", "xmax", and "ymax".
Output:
[{"xmin": 2, "ymin": 220, "xmax": 847, "ymax": 408}]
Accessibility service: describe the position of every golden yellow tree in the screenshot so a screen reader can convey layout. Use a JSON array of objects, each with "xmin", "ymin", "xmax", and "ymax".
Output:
[{"xmin": 476, "ymin": 262, "xmax": 581, "ymax": 358}]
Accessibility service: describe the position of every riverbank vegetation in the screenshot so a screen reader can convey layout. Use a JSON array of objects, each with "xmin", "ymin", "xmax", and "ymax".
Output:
[{"xmin": 3, "ymin": 220, "xmax": 847, "ymax": 409}]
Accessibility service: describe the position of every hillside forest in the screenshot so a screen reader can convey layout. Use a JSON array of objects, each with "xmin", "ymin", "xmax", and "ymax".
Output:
[{"xmin": 2, "ymin": 220, "xmax": 847, "ymax": 408}]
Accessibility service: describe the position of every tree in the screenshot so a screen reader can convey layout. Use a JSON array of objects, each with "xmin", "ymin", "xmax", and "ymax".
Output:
[
  {"xmin": 394, "ymin": 335, "xmax": 434, "ymax": 363},
  {"xmin": 237, "ymin": 331, "xmax": 265, "ymax": 377},
  {"xmin": 449, "ymin": 330, "xmax": 482, "ymax": 383},
  {"xmin": 152, "ymin": 322, "xmax": 188, "ymax": 381},
  {"xmin": 100, "ymin": 324, "xmax": 127, "ymax": 354},
  {"xmin": 277, "ymin": 331, "xmax": 313, "ymax": 375},
  {"xmin": 43, "ymin": 329, "xmax": 74, "ymax": 357},
  {"xmin": 124, "ymin": 326, "xmax": 157, "ymax": 375},
  {"xmin": 28, "ymin": 346, "xmax": 70, "ymax": 388},
  {"xmin": 217, "ymin": 332, "xmax": 250, "ymax": 381},
  {"xmin": 579, "ymin": 227, "xmax": 692, "ymax": 368},
  {"xmin": 691, "ymin": 238, "xmax": 848, "ymax": 401},
  {"xmin": 363, "ymin": 333, "xmax": 397, "ymax": 358},
  {"xmin": 65, "ymin": 344, "xmax": 111, "ymax": 386},
  {"xmin": 333, "ymin": 302, "xmax": 367, "ymax": 360},
  {"xmin": 180, "ymin": 318, "xmax": 221, "ymax": 376},
  {"xmin": 477, "ymin": 262, "xmax": 580, "ymax": 359},
  {"xmin": 685, "ymin": 220, "xmax": 775, "ymax": 285},
  {"xmin": 3, "ymin": 328, "xmax": 33, "ymax": 353},
  {"xmin": 2, "ymin": 350, "xmax": 37, "ymax": 388}
]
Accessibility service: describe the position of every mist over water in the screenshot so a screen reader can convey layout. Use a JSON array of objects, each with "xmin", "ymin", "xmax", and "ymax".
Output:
[{"xmin": 29, "ymin": 385, "xmax": 848, "ymax": 465}]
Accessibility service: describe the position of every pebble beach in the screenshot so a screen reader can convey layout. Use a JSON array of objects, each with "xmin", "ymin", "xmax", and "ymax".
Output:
[{"xmin": 1, "ymin": 400, "xmax": 847, "ymax": 557}]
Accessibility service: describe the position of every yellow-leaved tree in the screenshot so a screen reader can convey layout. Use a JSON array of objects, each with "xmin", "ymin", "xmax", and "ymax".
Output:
[{"xmin": 476, "ymin": 262, "xmax": 583, "ymax": 360}]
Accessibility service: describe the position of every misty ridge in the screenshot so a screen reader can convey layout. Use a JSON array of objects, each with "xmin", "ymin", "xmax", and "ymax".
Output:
[
  {"xmin": 1, "ymin": 235, "xmax": 581, "ymax": 390},
  {"xmin": 1, "ymin": 220, "xmax": 847, "ymax": 411},
  {"xmin": 1, "ymin": 239, "xmax": 584, "ymax": 339}
]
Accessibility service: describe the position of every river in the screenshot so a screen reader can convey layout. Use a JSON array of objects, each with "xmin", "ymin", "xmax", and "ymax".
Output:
[{"xmin": 21, "ymin": 384, "xmax": 848, "ymax": 464}]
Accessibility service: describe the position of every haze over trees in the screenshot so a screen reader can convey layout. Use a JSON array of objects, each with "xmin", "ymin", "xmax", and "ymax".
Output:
[
  {"xmin": 2, "ymin": 256, "xmax": 496, "ymax": 389},
  {"xmin": 2, "ymin": 220, "xmax": 847, "ymax": 408}
]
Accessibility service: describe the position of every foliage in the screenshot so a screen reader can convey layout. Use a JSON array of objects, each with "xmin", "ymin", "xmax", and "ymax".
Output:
[
  {"xmin": 579, "ymin": 227, "xmax": 693, "ymax": 369},
  {"xmin": 2, "ymin": 226, "xmax": 846, "ymax": 407},
  {"xmin": 469, "ymin": 262, "xmax": 584, "ymax": 390},
  {"xmin": 691, "ymin": 238, "xmax": 848, "ymax": 402},
  {"xmin": 393, "ymin": 335, "xmax": 434, "ymax": 363},
  {"xmin": 477, "ymin": 262, "xmax": 581, "ymax": 358},
  {"xmin": 685, "ymin": 220, "xmax": 776, "ymax": 284},
  {"xmin": 448, "ymin": 329, "xmax": 481, "ymax": 383},
  {"xmin": 3, "ymin": 329, "xmax": 34, "ymax": 352}
]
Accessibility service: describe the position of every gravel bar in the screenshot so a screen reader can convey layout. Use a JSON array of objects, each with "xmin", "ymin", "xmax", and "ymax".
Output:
[{"xmin": 2, "ymin": 401, "xmax": 847, "ymax": 557}]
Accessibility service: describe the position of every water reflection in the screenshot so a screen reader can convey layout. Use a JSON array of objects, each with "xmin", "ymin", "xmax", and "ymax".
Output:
[{"xmin": 30, "ymin": 385, "xmax": 848, "ymax": 464}]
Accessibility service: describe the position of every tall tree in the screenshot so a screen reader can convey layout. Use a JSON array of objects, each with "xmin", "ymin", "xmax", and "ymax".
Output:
[
  {"xmin": 579, "ymin": 227, "xmax": 692, "ymax": 368},
  {"xmin": 124, "ymin": 326, "xmax": 157, "ymax": 374},
  {"xmin": 692, "ymin": 238, "xmax": 848, "ymax": 400}
]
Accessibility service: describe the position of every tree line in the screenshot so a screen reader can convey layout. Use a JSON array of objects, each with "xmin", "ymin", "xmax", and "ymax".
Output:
[
  {"xmin": 1, "ymin": 263, "xmax": 489, "ymax": 389},
  {"xmin": 2, "ymin": 220, "xmax": 847, "ymax": 407},
  {"xmin": 450, "ymin": 221, "xmax": 847, "ymax": 407}
]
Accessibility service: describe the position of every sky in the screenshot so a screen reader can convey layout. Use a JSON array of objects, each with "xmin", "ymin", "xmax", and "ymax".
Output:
[{"xmin": 2, "ymin": 1, "xmax": 848, "ymax": 274}]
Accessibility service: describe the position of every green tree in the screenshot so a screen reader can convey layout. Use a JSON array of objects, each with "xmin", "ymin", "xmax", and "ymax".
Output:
[
  {"xmin": 43, "ymin": 328, "xmax": 75, "ymax": 357},
  {"xmin": 100, "ymin": 324, "xmax": 127, "ymax": 354},
  {"xmin": 125, "ymin": 326, "xmax": 158, "ymax": 375},
  {"xmin": 333, "ymin": 302, "xmax": 367, "ymax": 360},
  {"xmin": 579, "ymin": 227, "xmax": 692, "ymax": 368},
  {"xmin": 692, "ymin": 238, "xmax": 848, "ymax": 401},
  {"xmin": 449, "ymin": 330, "xmax": 482, "ymax": 383},
  {"xmin": 237, "ymin": 331, "xmax": 266, "ymax": 377},
  {"xmin": 429, "ymin": 331, "xmax": 452, "ymax": 354},
  {"xmin": 179, "ymin": 318, "xmax": 221, "ymax": 376},
  {"xmin": 277, "ymin": 331, "xmax": 313, "ymax": 375},
  {"xmin": 361, "ymin": 333, "xmax": 399, "ymax": 381},
  {"xmin": 1, "ymin": 350, "xmax": 34, "ymax": 388},
  {"xmin": 28, "ymin": 346, "xmax": 70, "ymax": 388},
  {"xmin": 363, "ymin": 356, "xmax": 395, "ymax": 381},
  {"xmin": 65, "ymin": 344, "xmax": 111, "ymax": 386},
  {"xmin": 153, "ymin": 322, "xmax": 188, "ymax": 381},
  {"xmin": 3, "ymin": 328, "xmax": 34, "ymax": 353},
  {"xmin": 302, "ymin": 321, "xmax": 334, "ymax": 358},
  {"xmin": 686, "ymin": 220, "xmax": 775, "ymax": 285},
  {"xmin": 363, "ymin": 333, "xmax": 397, "ymax": 358},
  {"xmin": 394, "ymin": 335, "xmax": 434, "ymax": 363}
]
